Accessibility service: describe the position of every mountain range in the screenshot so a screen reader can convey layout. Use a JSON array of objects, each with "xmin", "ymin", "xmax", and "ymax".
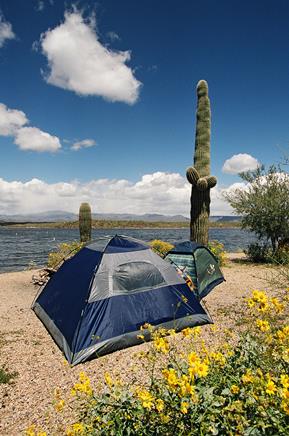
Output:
[{"xmin": 0, "ymin": 211, "xmax": 240, "ymax": 223}]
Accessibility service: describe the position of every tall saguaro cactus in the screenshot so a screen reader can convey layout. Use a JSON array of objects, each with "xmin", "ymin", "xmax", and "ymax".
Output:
[
  {"xmin": 186, "ymin": 80, "xmax": 217, "ymax": 245},
  {"xmin": 79, "ymin": 202, "xmax": 92, "ymax": 243}
]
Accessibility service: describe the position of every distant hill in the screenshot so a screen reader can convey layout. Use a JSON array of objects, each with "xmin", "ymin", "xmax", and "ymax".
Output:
[
  {"xmin": 0, "ymin": 211, "xmax": 240, "ymax": 223},
  {"xmin": 0, "ymin": 211, "xmax": 189, "ymax": 223}
]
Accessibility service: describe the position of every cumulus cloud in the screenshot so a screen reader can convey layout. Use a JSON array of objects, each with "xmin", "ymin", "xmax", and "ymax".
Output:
[
  {"xmin": 222, "ymin": 153, "xmax": 260, "ymax": 174},
  {"xmin": 0, "ymin": 172, "xmax": 234, "ymax": 216},
  {"xmin": 40, "ymin": 10, "xmax": 141, "ymax": 104},
  {"xmin": 0, "ymin": 103, "xmax": 28, "ymax": 136},
  {"xmin": 14, "ymin": 126, "xmax": 61, "ymax": 152},
  {"xmin": 71, "ymin": 139, "xmax": 96, "ymax": 151},
  {"xmin": 0, "ymin": 102, "xmax": 62, "ymax": 152},
  {"xmin": 0, "ymin": 14, "xmax": 15, "ymax": 47}
]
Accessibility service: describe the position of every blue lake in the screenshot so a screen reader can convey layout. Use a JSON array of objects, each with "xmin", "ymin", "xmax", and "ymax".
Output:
[{"xmin": 0, "ymin": 227, "xmax": 257, "ymax": 273}]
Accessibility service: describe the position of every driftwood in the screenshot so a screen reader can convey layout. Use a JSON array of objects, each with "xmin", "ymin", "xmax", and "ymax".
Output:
[{"xmin": 32, "ymin": 267, "xmax": 56, "ymax": 287}]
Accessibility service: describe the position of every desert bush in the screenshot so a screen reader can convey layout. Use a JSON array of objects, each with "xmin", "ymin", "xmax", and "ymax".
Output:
[
  {"xmin": 60, "ymin": 288, "xmax": 289, "ymax": 435},
  {"xmin": 208, "ymin": 240, "xmax": 226, "ymax": 266},
  {"xmin": 245, "ymin": 242, "xmax": 273, "ymax": 263},
  {"xmin": 0, "ymin": 366, "xmax": 17, "ymax": 384},
  {"xmin": 47, "ymin": 241, "xmax": 84, "ymax": 270},
  {"xmin": 246, "ymin": 243, "xmax": 289, "ymax": 265},
  {"xmin": 149, "ymin": 239, "xmax": 174, "ymax": 257}
]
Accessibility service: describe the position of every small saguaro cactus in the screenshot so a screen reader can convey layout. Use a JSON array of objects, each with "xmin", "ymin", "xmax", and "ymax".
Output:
[
  {"xmin": 79, "ymin": 202, "xmax": 92, "ymax": 243},
  {"xmin": 186, "ymin": 80, "xmax": 217, "ymax": 245}
]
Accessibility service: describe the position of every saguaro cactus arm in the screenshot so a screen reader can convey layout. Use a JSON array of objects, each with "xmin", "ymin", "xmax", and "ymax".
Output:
[{"xmin": 79, "ymin": 202, "xmax": 92, "ymax": 243}]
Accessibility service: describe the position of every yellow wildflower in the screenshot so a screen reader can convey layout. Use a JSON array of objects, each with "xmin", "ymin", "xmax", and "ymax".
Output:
[
  {"xmin": 54, "ymin": 399, "xmax": 65, "ymax": 412},
  {"xmin": 104, "ymin": 372, "xmax": 113, "ymax": 387},
  {"xmin": 182, "ymin": 327, "xmax": 194, "ymax": 337},
  {"xmin": 230, "ymin": 385, "xmax": 240, "ymax": 394},
  {"xmin": 137, "ymin": 334, "xmax": 145, "ymax": 340},
  {"xmin": 247, "ymin": 298, "xmax": 255, "ymax": 308},
  {"xmin": 265, "ymin": 380, "xmax": 277, "ymax": 395},
  {"xmin": 154, "ymin": 337, "xmax": 169, "ymax": 353},
  {"xmin": 155, "ymin": 398, "xmax": 165, "ymax": 412},
  {"xmin": 195, "ymin": 361, "xmax": 209, "ymax": 378},
  {"xmin": 137, "ymin": 389, "xmax": 154, "ymax": 410},
  {"xmin": 280, "ymin": 374, "xmax": 289, "ymax": 389},
  {"xmin": 193, "ymin": 326, "xmax": 201, "ymax": 337},
  {"xmin": 188, "ymin": 352, "xmax": 201, "ymax": 366},
  {"xmin": 256, "ymin": 319, "xmax": 270, "ymax": 332},
  {"xmin": 180, "ymin": 401, "xmax": 189, "ymax": 414},
  {"xmin": 242, "ymin": 371, "xmax": 254, "ymax": 384},
  {"xmin": 25, "ymin": 426, "xmax": 36, "ymax": 436},
  {"xmin": 162, "ymin": 368, "xmax": 179, "ymax": 389},
  {"xmin": 281, "ymin": 401, "xmax": 289, "ymax": 415},
  {"xmin": 270, "ymin": 297, "xmax": 284, "ymax": 313}
]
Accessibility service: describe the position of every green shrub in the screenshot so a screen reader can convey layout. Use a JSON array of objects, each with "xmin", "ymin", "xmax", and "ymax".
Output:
[
  {"xmin": 246, "ymin": 243, "xmax": 289, "ymax": 265},
  {"xmin": 0, "ymin": 366, "xmax": 17, "ymax": 384},
  {"xmin": 149, "ymin": 239, "xmax": 174, "ymax": 257},
  {"xmin": 208, "ymin": 240, "xmax": 226, "ymax": 266},
  {"xmin": 245, "ymin": 243, "xmax": 272, "ymax": 263},
  {"xmin": 47, "ymin": 241, "xmax": 84, "ymax": 270}
]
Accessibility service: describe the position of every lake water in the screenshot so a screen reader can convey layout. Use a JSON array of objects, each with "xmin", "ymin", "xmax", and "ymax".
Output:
[{"xmin": 0, "ymin": 227, "xmax": 257, "ymax": 273}]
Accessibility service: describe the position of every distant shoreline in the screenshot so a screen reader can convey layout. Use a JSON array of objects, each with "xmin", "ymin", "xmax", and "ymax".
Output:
[{"xmin": 0, "ymin": 219, "xmax": 241, "ymax": 230}]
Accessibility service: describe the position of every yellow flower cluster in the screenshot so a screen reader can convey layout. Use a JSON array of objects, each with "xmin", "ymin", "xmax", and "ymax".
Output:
[
  {"xmin": 280, "ymin": 374, "xmax": 289, "ymax": 415},
  {"xmin": 71, "ymin": 371, "xmax": 93, "ymax": 396},
  {"xmin": 187, "ymin": 352, "xmax": 209, "ymax": 378},
  {"xmin": 256, "ymin": 319, "xmax": 270, "ymax": 332},
  {"xmin": 182, "ymin": 326, "xmax": 201, "ymax": 338},
  {"xmin": 247, "ymin": 290, "xmax": 269, "ymax": 312},
  {"xmin": 66, "ymin": 423, "xmax": 85, "ymax": 435},
  {"xmin": 25, "ymin": 426, "xmax": 47, "ymax": 436},
  {"xmin": 162, "ymin": 368, "xmax": 196, "ymax": 400},
  {"xmin": 154, "ymin": 336, "xmax": 170, "ymax": 354},
  {"xmin": 276, "ymin": 325, "xmax": 289, "ymax": 343},
  {"xmin": 136, "ymin": 389, "xmax": 165, "ymax": 412},
  {"xmin": 241, "ymin": 370, "xmax": 254, "ymax": 384},
  {"xmin": 209, "ymin": 351, "xmax": 226, "ymax": 367}
]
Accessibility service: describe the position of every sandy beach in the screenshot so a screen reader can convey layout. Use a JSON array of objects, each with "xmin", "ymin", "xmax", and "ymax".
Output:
[{"xmin": 0, "ymin": 255, "xmax": 277, "ymax": 435}]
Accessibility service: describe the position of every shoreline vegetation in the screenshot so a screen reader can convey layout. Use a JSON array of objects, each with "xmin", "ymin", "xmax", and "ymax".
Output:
[{"xmin": 0, "ymin": 219, "xmax": 241, "ymax": 229}]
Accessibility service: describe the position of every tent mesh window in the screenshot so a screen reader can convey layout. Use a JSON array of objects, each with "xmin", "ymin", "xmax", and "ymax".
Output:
[
  {"xmin": 112, "ymin": 261, "xmax": 166, "ymax": 293},
  {"xmin": 165, "ymin": 253, "xmax": 197, "ymax": 283}
]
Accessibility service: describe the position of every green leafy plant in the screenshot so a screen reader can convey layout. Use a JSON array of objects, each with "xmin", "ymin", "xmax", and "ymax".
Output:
[
  {"xmin": 224, "ymin": 165, "xmax": 289, "ymax": 255},
  {"xmin": 149, "ymin": 239, "xmax": 174, "ymax": 257},
  {"xmin": 47, "ymin": 241, "xmax": 84, "ymax": 270},
  {"xmin": 208, "ymin": 240, "xmax": 226, "ymax": 266}
]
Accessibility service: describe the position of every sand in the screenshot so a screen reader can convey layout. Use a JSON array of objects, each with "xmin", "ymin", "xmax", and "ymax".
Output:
[{"xmin": 0, "ymin": 256, "xmax": 278, "ymax": 435}]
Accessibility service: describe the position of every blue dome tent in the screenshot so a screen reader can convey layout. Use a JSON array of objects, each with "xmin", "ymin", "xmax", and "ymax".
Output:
[{"xmin": 32, "ymin": 235, "xmax": 212, "ymax": 366}]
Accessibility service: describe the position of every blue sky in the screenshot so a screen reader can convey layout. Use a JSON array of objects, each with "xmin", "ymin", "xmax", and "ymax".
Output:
[{"xmin": 0, "ymin": 0, "xmax": 288, "ymax": 216}]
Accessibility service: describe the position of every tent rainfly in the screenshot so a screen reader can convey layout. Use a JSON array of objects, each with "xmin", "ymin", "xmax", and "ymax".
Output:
[
  {"xmin": 164, "ymin": 241, "xmax": 225, "ymax": 300},
  {"xmin": 32, "ymin": 235, "xmax": 212, "ymax": 365}
]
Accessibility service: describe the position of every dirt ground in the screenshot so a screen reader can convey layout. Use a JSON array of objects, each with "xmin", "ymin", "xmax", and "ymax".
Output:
[{"xmin": 0, "ymin": 256, "xmax": 278, "ymax": 435}]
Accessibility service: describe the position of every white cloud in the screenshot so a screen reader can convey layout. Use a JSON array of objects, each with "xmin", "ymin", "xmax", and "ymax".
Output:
[
  {"xmin": 0, "ymin": 103, "xmax": 28, "ymax": 136},
  {"xmin": 40, "ymin": 10, "xmax": 141, "ymax": 104},
  {"xmin": 106, "ymin": 31, "xmax": 120, "ymax": 42},
  {"xmin": 222, "ymin": 153, "xmax": 260, "ymax": 174},
  {"xmin": 0, "ymin": 102, "xmax": 62, "ymax": 153},
  {"xmin": 14, "ymin": 126, "xmax": 61, "ymax": 152},
  {"xmin": 0, "ymin": 14, "xmax": 15, "ymax": 48},
  {"xmin": 0, "ymin": 172, "xmax": 234, "ymax": 216},
  {"xmin": 71, "ymin": 139, "xmax": 96, "ymax": 151}
]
